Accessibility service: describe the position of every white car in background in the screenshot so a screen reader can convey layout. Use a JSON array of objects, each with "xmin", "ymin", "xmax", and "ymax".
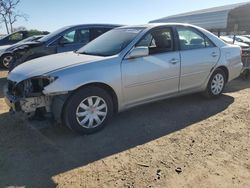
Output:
[
  {"xmin": 243, "ymin": 35, "xmax": 250, "ymax": 39},
  {"xmin": 228, "ymin": 35, "xmax": 250, "ymax": 46},
  {"xmin": 220, "ymin": 36, "xmax": 250, "ymax": 49}
]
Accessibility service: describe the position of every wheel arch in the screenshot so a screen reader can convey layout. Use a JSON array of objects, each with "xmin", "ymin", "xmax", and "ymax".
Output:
[
  {"xmin": 1, "ymin": 52, "xmax": 13, "ymax": 57},
  {"xmin": 74, "ymin": 82, "xmax": 119, "ymax": 114},
  {"xmin": 215, "ymin": 66, "xmax": 229, "ymax": 83},
  {"xmin": 52, "ymin": 81, "xmax": 119, "ymax": 124}
]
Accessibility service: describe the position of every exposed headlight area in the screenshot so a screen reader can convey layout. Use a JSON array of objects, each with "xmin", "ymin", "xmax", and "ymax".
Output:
[{"xmin": 8, "ymin": 76, "xmax": 57, "ymax": 97}]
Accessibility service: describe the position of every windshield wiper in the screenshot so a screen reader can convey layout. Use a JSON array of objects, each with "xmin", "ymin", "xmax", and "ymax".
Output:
[{"xmin": 79, "ymin": 51, "xmax": 107, "ymax": 57}]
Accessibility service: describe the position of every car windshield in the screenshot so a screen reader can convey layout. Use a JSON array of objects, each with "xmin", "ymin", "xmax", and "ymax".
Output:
[
  {"xmin": 77, "ymin": 28, "xmax": 144, "ymax": 56},
  {"xmin": 38, "ymin": 26, "xmax": 71, "ymax": 42}
]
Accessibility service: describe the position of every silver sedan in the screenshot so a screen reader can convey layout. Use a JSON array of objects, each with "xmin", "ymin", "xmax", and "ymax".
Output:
[{"xmin": 5, "ymin": 23, "xmax": 243, "ymax": 134}]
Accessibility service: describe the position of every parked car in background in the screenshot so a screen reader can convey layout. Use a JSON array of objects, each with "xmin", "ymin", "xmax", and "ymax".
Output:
[
  {"xmin": 220, "ymin": 36, "xmax": 249, "ymax": 48},
  {"xmin": 228, "ymin": 35, "xmax": 250, "ymax": 45},
  {"xmin": 220, "ymin": 36, "xmax": 250, "ymax": 77},
  {"xmin": 9, "ymin": 24, "xmax": 121, "ymax": 70},
  {"xmin": 5, "ymin": 23, "xmax": 243, "ymax": 134},
  {"xmin": 243, "ymin": 35, "xmax": 250, "ymax": 39},
  {"xmin": 0, "ymin": 35, "xmax": 45, "ymax": 69},
  {"xmin": 220, "ymin": 36, "xmax": 250, "ymax": 55},
  {"xmin": 0, "ymin": 31, "xmax": 30, "ymax": 46}
]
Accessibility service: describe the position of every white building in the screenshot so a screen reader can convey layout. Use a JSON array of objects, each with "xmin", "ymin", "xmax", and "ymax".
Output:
[{"xmin": 150, "ymin": 2, "xmax": 250, "ymax": 34}]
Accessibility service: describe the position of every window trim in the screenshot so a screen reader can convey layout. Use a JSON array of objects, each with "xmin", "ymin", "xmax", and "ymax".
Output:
[{"xmin": 175, "ymin": 26, "xmax": 216, "ymax": 51}]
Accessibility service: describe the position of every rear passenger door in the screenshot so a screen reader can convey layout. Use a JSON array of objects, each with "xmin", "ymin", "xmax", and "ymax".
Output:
[{"xmin": 176, "ymin": 26, "xmax": 220, "ymax": 91}]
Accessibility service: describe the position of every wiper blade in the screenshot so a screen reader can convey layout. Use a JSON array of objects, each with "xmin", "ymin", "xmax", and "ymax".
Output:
[{"xmin": 79, "ymin": 51, "xmax": 106, "ymax": 56}]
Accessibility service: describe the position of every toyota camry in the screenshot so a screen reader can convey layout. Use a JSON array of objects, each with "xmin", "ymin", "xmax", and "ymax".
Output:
[{"xmin": 4, "ymin": 23, "xmax": 243, "ymax": 134}]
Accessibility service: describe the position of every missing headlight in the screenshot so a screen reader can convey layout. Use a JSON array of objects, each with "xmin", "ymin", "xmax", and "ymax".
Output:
[{"xmin": 10, "ymin": 76, "xmax": 57, "ymax": 97}]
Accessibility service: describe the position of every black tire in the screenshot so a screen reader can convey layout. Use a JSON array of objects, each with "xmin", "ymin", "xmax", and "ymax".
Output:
[
  {"xmin": 0, "ymin": 54, "xmax": 13, "ymax": 69},
  {"xmin": 62, "ymin": 86, "xmax": 114, "ymax": 134},
  {"xmin": 203, "ymin": 68, "xmax": 226, "ymax": 98}
]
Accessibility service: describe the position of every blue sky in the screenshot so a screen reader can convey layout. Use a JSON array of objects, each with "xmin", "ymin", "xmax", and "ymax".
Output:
[{"xmin": 1, "ymin": 0, "xmax": 249, "ymax": 33}]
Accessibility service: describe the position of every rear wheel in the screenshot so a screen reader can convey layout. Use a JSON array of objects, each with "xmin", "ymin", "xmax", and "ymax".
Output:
[
  {"xmin": 203, "ymin": 68, "xmax": 226, "ymax": 98},
  {"xmin": 62, "ymin": 86, "xmax": 113, "ymax": 134},
  {"xmin": 0, "ymin": 54, "xmax": 13, "ymax": 69}
]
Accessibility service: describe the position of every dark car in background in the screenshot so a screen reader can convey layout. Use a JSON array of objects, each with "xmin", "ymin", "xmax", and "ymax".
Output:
[
  {"xmin": 0, "ymin": 35, "xmax": 45, "ymax": 69},
  {"xmin": 9, "ymin": 24, "xmax": 121, "ymax": 70},
  {"xmin": 0, "ymin": 31, "xmax": 30, "ymax": 46}
]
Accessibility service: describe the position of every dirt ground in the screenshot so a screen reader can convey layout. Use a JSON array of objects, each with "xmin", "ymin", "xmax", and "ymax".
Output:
[{"xmin": 0, "ymin": 69, "xmax": 250, "ymax": 188}]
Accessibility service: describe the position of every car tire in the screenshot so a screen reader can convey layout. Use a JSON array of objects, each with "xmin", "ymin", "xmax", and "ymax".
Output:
[
  {"xmin": 62, "ymin": 86, "xmax": 114, "ymax": 134},
  {"xmin": 0, "ymin": 54, "xmax": 13, "ymax": 69},
  {"xmin": 203, "ymin": 68, "xmax": 226, "ymax": 98}
]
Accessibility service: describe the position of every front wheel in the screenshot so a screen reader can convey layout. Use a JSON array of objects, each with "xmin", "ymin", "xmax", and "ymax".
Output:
[
  {"xmin": 0, "ymin": 54, "xmax": 13, "ymax": 69},
  {"xmin": 203, "ymin": 68, "xmax": 226, "ymax": 98},
  {"xmin": 62, "ymin": 86, "xmax": 114, "ymax": 134}
]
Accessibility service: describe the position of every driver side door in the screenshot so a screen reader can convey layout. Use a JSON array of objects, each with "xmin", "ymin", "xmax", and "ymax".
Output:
[
  {"xmin": 121, "ymin": 27, "xmax": 181, "ymax": 106},
  {"xmin": 57, "ymin": 28, "xmax": 90, "ymax": 53}
]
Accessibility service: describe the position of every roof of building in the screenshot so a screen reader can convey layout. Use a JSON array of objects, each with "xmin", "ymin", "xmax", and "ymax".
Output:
[{"xmin": 150, "ymin": 2, "xmax": 250, "ymax": 31}]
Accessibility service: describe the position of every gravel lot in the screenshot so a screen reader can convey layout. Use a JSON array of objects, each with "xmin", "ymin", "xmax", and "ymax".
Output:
[{"xmin": 0, "ymin": 70, "xmax": 250, "ymax": 188}]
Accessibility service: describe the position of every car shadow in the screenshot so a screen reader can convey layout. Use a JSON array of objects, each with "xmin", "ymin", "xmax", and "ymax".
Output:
[
  {"xmin": 224, "ymin": 78, "xmax": 250, "ymax": 93},
  {"xmin": 0, "ymin": 93, "xmax": 234, "ymax": 188},
  {"xmin": 0, "ymin": 77, "xmax": 7, "ymax": 98}
]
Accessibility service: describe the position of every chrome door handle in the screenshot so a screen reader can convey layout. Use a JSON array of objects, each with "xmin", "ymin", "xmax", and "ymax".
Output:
[
  {"xmin": 169, "ymin": 59, "xmax": 179, "ymax": 64},
  {"xmin": 211, "ymin": 52, "xmax": 218, "ymax": 57}
]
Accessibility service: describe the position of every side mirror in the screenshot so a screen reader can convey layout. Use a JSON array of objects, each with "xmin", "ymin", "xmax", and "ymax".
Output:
[{"xmin": 125, "ymin": 47, "xmax": 149, "ymax": 59}]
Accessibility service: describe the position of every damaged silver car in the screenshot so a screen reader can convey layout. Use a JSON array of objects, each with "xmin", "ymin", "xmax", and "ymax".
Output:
[{"xmin": 4, "ymin": 23, "xmax": 243, "ymax": 134}]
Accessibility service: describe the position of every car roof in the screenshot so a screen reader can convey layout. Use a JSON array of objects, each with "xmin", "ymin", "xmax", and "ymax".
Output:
[
  {"xmin": 118, "ymin": 23, "xmax": 202, "ymax": 30},
  {"xmin": 66, "ymin": 24, "xmax": 123, "ymax": 28},
  {"xmin": 237, "ymin": 35, "xmax": 250, "ymax": 41}
]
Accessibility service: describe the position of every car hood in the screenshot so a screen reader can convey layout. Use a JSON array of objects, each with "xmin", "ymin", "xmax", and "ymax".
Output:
[
  {"xmin": 7, "ymin": 41, "xmax": 42, "ymax": 51},
  {"xmin": 8, "ymin": 52, "xmax": 106, "ymax": 83},
  {"xmin": 0, "ymin": 45, "xmax": 11, "ymax": 51},
  {"xmin": 235, "ymin": 41, "xmax": 249, "ymax": 48}
]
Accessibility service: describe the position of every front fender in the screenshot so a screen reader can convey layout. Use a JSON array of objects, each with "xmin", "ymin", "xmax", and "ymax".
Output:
[{"xmin": 43, "ymin": 60, "xmax": 123, "ymax": 103}]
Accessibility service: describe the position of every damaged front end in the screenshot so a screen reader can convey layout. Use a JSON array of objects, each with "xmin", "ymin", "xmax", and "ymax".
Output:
[{"xmin": 4, "ymin": 76, "xmax": 57, "ymax": 114}]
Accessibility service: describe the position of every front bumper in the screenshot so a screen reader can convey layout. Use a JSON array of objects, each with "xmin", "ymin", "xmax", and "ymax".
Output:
[
  {"xmin": 4, "ymin": 84, "xmax": 52, "ymax": 113},
  {"xmin": 4, "ymin": 84, "xmax": 22, "ymax": 111}
]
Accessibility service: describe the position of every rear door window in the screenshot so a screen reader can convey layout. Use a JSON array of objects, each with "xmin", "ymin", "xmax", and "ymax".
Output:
[
  {"xmin": 177, "ymin": 26, "xmax": 215, "ymax": 50},
  {"xmin": 78, "ymin": 29, "xmax": 90, "ymax": 44},
  {"xmin": 90, "ymin": 28, "xmax": 111, "ymax": 41}
]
